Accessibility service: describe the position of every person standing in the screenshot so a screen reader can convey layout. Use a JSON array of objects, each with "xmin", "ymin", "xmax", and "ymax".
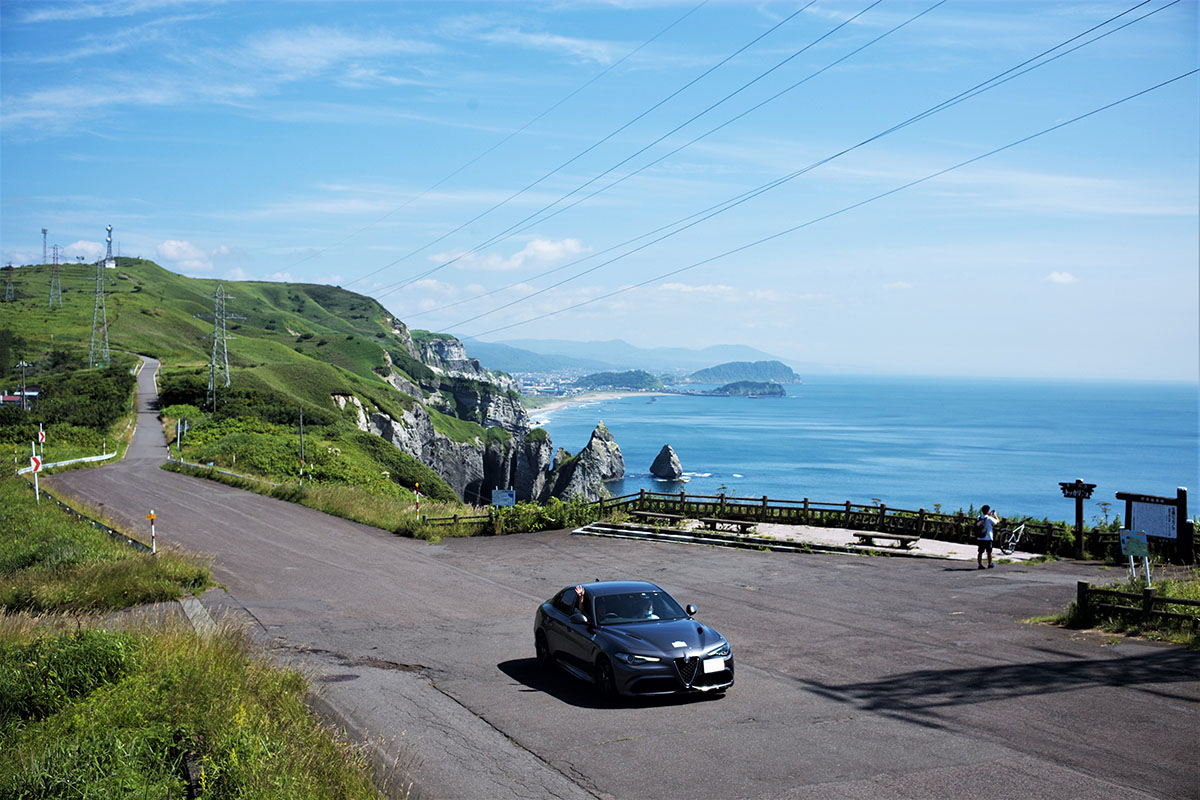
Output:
[{"xmin": 976, "ymin": 505, "xmax": 1000, "ymax": 569}]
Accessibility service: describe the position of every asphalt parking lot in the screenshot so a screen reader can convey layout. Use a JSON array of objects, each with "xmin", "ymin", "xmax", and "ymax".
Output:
[{"xmin": 45, "ymin": 361, "xmax": 1200, "ymax": 798}]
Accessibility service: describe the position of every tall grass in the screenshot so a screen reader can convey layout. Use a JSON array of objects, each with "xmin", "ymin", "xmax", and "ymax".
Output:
[
  {"xmin": 0, "ymin": 475, "xmax": 212, "ymax": 612},
  {"xmin": 0, "ymin": 618, "xmax": 397, "ymax": 799}
]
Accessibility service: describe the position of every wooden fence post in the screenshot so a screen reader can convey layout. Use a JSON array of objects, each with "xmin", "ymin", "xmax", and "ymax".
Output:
[
  {"xmin": 719, "ymin": 493, "xmax": 726, "ymax": 517},
  {"xmin": 680, "ymin": 490, "xmax": 686, "ymax": 516},
  {"xmin": 844, "ymin": 500, "xmax": 852, "ymax": 527},
  {"xmin": 803, "ymin": 498, "xmax": 810, "ymax": 523},
  {"xmin": 877, "ymin": 504, "xmax": 887, "ymax": 531},
  {"xmin": 762, "ymin": 495, "xmax": 768, "ymax": 521},
  {"xmin": 1077, "ymin": 581, "xmax": 1090, "ymax": 623},
  {"xmin": 1141, "ymin": 587, "xmax": 1157, "ymax": 626},
  {"xmin": 639, "ymin": 488, "xmax": 645, "ymax": 510},
  {"xmin": 917, "ymin": 509, "xmax": 926, "ymax": 535}
]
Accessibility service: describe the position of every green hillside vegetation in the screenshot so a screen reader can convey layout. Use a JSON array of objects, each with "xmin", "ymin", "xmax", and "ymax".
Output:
[
  {"xmin": 0, "ymin": 258, "xmax": 501, "ymax": 513},
  {"xmin": 573, "ymin": 369, "xmax": 663, "ymax": 390},
  {"xmin": 714, "ymin": 381, "xmax": 786, "ymax": 397},
  {"xmin": 688, "ymin": 360, "xmax": 801, "ymax": 384}
]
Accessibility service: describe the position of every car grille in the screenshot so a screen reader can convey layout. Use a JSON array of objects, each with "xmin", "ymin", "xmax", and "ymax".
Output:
[{"xmin": 674, "ymin": 656, "xmax": 700, "ymax": 686}]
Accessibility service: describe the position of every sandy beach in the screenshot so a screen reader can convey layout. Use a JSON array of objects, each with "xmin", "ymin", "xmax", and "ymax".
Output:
[{"xmin": 523, "ymin": 391, "xmax": 664, "ymax": 423}]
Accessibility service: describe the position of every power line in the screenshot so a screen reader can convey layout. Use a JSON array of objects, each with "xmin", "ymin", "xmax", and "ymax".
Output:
[
  {"xmin": 373, "ymin": 0, "xmax": 893, "ymax": 302},
  {"xmin": 405, "ymin": 0, "xmax": 949, "ymax": 320},
  {"xmin": 438, "ymin": 0, "xmax": 1177, "ymax": 331},
  {"xmin": 463, "ymin": 68, "xmax": 1198, "ymax": 340},
  {"xmin": 348, "ymin": 1, "xmax": 816, "ymax": 291},
  {"xmin": 295, "ymin": 1, "xmax": 712, "ymax": 279}
]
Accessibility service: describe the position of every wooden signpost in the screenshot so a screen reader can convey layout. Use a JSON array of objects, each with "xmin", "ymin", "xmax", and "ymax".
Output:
[{"xmin": 1059, "ymin": 479, "xmax": 1096, "ymax": 560}]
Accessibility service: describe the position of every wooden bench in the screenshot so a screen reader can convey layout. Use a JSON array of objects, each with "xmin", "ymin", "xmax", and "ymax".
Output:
[
  {"xmin": 630, "ymin": 510, "xmax": 685, "ymax": 524},
  {"xmin": 699, "ymin": 517, "xmax": 755, "ymax": 534},
  {"xmin": 853, "ymin": 532, "xmax": 920, "ymax": 550}
]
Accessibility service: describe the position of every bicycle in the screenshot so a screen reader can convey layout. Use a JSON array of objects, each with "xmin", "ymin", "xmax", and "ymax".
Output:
[{"xmin": 998, "ymin": 523, "xmax": 1027, "ymax": 555}]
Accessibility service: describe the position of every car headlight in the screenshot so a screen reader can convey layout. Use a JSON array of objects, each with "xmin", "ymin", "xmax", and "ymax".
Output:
[
  {"xmin": 614, "ymin": 652, "xmax": 662, "ymax": 665},
  {"xmin": 707, "ymin": 642, "xmax": 731, "ymax": 659}
]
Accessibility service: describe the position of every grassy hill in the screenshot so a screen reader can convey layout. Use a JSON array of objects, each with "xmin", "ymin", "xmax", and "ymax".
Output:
[{"xmin": 0, "ymin": 258, "xmax": 478, "ymax": 512}]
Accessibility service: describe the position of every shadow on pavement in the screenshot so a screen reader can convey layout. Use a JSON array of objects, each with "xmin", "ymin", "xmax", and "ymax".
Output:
[
  {"xmin": 498, "ymin": 658, "xmax": 726, "ymax": 710},
  {"xmin": 800, "ymin": 648, "xmax": 1200, "ymax": 728}
]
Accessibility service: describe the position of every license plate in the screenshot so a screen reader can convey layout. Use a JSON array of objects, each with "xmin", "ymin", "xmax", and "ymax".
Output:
[{"xmin": 702, "ymin": 657, "xmax": 725, "ymax": 674}]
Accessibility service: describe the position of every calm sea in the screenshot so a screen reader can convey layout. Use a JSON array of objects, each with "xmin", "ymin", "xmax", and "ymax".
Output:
[{"xmin": 534, "ymin": 376, "xmax": 1199, "ymax": 523}]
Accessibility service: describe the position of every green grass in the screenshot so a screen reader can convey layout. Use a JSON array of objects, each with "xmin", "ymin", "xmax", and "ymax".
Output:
[{"xmin": 0, "ymin": 475, "xmax": 212, "ymax": 612}]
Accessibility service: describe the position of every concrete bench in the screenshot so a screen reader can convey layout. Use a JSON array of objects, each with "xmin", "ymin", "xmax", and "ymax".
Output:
[
  {"xmin": 853, "ymin": 532, "xmax": 920, "ymax": 550},
  {"xmin": 630, "ymin": 510, "xmax": 684, "ymax": 524},
  {"xmin": 699, "ymin": 517, "xmax": 755, "ymax": 534}
]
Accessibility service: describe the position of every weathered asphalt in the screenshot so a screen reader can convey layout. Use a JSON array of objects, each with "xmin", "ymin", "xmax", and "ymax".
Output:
[{"xmin": 44, "ymin": 358, "xmax": 1200, "ymax": 799}]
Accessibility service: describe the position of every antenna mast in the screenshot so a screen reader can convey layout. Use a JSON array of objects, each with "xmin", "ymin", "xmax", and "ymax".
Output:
[
  {"xmin": 42, "ymin": 228, "xmax": 48, "ymax": 265},
  {"xmin": 3, "ymin": 264, "xmax": 13, "ymax": 302},
  {"xmin": 88, "ymin": 225, "xmax": 112, "ymax": 367}
]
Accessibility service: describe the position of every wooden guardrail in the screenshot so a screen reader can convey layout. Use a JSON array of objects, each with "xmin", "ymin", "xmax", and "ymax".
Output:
[{"xmin": 1076, "ymin": 581, "xmax": 1200, "ymax": 629}]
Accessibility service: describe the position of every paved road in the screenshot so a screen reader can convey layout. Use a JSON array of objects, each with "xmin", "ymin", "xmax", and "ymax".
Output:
[{"xmin": 47, "ymin": 358, "xmax": 1200, "ymax": 799}]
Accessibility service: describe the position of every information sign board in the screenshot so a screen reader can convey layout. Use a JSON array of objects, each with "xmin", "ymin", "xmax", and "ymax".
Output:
[
  {"xmin": 1120, "ymin": 531, "xmax": 1149, "ymax": 557},
  {"xmin": 1130, "ymin": 501, "xmax": 1177, "ymax": 540},
  {"xmin": 491, "ymin": 489, "xmax": 516, "ymax": 507}
]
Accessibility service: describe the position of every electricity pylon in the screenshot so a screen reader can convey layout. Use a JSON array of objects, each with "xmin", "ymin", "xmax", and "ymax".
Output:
[
  {"xmin": 88, "ymin": 257, "xmax": 110, "ymax": 367},
  {"xmin": 196, "ymin": 284, "xmax": 243, "ymax": 410}
]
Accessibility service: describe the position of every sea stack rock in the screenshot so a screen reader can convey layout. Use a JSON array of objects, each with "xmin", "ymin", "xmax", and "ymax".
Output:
[
  {"xmin": 547, "ymin": 422, "xmax": 626, "ymax": 502},
  {"xmin": 649, "ymin": 444, "xmax": 683, "ymax": 480}
]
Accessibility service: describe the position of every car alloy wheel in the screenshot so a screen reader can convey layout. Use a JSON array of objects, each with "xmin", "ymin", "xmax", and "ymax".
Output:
[
  {"xmin": 535, "ymin": 633, "xmax": 550, "ymax": 671},
  {"xmin": 595, "ymin": 657, "xmax": 618, "ymax": 700}
]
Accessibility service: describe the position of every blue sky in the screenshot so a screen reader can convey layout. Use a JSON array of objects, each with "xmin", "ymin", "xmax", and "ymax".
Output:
[{"xmin": 2, "ymin": 0, "xmax": 1196, "ymax": 380}]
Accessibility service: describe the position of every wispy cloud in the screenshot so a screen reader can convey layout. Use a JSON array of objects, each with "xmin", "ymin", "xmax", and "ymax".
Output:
[
  {"xmin": 17, "ymin": 0, "xmax": 210, "ymax": 24},
  {"xmin": 1047, "ymin": 271, "xmax": 1078, "ymax": 284},
  {"xmin": 431, "ymin": 238, "xmax": 590, "ymax": 272}
]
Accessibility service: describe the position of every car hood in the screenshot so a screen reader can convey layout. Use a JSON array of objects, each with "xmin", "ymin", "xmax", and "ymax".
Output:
[{"xmin": 597, "ymin": 618, "xmax": 726, "ymax": 657}]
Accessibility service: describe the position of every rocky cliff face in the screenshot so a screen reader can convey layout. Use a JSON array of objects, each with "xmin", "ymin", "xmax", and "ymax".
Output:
[
  {"xmin": 545, "ymin": 422, "xmax": 625, "ymax": 502},
  {"xmin": 649, "ymin": 444, "xmax": 683, "ymax": 480}
]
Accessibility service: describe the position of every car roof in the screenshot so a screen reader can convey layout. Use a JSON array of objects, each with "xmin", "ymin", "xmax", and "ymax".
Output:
[{"xmin": 577, "ymin": 580, "xmax": 665, "ymax": 597}]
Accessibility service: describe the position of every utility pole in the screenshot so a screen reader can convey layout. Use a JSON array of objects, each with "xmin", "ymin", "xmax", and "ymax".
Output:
[
  {"xmin": 3, "ymin": 264, "xmax": 12, "ymax": 302},
  {"xmin": 17, "ymin": 361, "xmax": 31, "ymax": 411},
  {"xmin": 42, "ymin": 229, "xmax": 48, "ymax": 265}
]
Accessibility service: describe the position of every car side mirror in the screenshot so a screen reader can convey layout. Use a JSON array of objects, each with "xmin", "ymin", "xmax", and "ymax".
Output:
[
  {"xmin": 569, "ymin": 612, "xmax": 589, "ymax": 626},
  {"xmin": 685, "ymin": 604, "xmax": 697, "ymax": 617}
]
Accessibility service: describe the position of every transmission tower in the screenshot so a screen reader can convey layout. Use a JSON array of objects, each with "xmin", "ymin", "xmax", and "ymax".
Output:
[
  {"xmin": 42, "ymin": 228, "xmax": 48, "ymax": 265},
  {"xmin": 4, "ymin": 264, "xmax": 13, "ymax": 302},
  {"xmin": 88, "ymin": 228, "xmax": 111, "ymax": 367},
  {"xmin": 196, "ymin": 284, "xmax": 244, "ymax": 410},
  {"xmin": 49, "ymin": 245, "xmax": 62, "ymax": 308}
]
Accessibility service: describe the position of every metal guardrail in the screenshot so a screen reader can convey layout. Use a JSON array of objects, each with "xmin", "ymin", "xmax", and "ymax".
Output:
[
  {"xmin": 166, "ymin": 456, "xmax": 282, "ymax": 487},
  {"xmin": 16, "ymin": 451, "xmax": 119, "ymax": 475}
]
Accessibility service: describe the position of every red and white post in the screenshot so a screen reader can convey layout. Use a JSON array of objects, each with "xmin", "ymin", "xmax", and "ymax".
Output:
[{"xmin": 146, "ymin": 510, "xmax": 157, "ymax": 554}]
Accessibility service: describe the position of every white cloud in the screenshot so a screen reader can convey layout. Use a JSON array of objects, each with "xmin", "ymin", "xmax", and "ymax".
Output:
[
  {"xmin": 431, "ymin": 238, "xmax": 590, "ymax": 272},
  {"xmin": 157, "ymin": 239, "xmax": 212, "ymax": 272},
  {"xmin": 242, "ymin": 27, "xmax": 439, "ymax": 77},
  {"xmin": 657, "ymin": 282, "xmax": 735, "ymax": 297},
  {"xmin": 1046, "ymin": 271, "xmax": 1078, "ymax": 284},
  {"xmin": 65, "ymin": 240, "xmax": 105, "ymax": 261},
  {"xmin": 265, "ymin": 271, "xmax": 293, "ymax": 282},
  {"xmin": 224, "ymin": 266, "xmax": 249, "ymax": 281}
]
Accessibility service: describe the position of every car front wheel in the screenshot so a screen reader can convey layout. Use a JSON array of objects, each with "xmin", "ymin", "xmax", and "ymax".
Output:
[
  {"xmin": 535, "ymin": 632, "xmax": 550, "ymax": 671},
  {"xmin": 595, "ymin": 657, "xmax": 619, "ymax": 700}
]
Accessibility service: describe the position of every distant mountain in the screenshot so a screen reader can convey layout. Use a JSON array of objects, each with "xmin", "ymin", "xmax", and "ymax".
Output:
[
  {"xmin": 459, "ymin": 338, "xmax": 611, "ymax": 373},
  {"xmin": 687, "ymin": 360, "xmax": 802, "ymax": 385},
  {"xmin": 482, "ymin": 338, "xmax": 787, "ymax": 373}
]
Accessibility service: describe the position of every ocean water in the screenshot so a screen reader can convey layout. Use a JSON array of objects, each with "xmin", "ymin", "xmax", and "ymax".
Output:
[{"xmin": 534, "ymin": 376, "xmax": 1199, "ymax": 523}]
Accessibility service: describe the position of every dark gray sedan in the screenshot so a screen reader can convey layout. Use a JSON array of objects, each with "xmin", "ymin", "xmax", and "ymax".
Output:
[{"xmin": 534, "ymin": 580, "xmax": 734, "ymax": 698}]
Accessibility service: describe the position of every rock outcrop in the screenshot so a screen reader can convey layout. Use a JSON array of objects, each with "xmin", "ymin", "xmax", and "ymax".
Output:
[
  {"xmin": 545, "ymin": 422, "xmax": 625, "ymax": 502},
  {"xmin": 649, "ymin": 444, "xmax": 683, "ymax": 480}
]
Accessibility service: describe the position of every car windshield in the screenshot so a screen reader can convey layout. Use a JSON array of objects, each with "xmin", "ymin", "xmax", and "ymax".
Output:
[{"xmin": 593, "ymin": 591, "xmax": 687, "ymax": 625}]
